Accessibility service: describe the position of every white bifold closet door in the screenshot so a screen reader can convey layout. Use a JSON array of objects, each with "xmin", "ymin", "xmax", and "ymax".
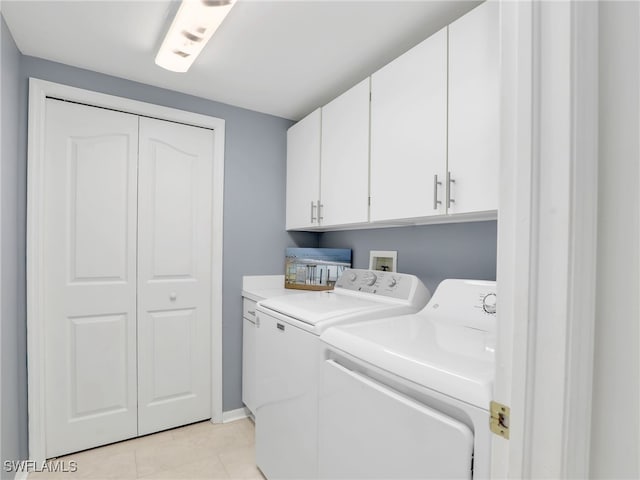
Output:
[
  {"xmin": 137, "ymin": 117, "xmax": 213, "ymax": 435},
  {"xmin": 43, "ymin": 99, "xmax": 213, "ymax": 458},
  {"xmin": 44, "ymin": 100, "xmax": 139, "ymax": 457}
]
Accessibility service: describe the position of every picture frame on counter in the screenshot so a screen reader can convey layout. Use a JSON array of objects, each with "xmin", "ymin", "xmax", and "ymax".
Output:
[{"xmin": 284, "ymin": 247, "xmax": 352, "ymax": 290}]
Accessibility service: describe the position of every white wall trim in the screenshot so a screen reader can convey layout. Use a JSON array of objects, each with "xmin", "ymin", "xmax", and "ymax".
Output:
[
  {"xmin": 493, "ymin": 1, "xmax": 599, "ymax": 477},
  {"xmin": 492, "ymin": 0, "xmax": 534, "ymax": 475},
  {"xmin": 26, "ymin": 78, "xmax": 225, "ymax": 463},
  {"xmin": 562, "ymin": 2, "xmax": 599, "ymax": 477},
  {"xmin": 220, "ymin": 407, "xmax": 250, "ymax": 424},
  {"xmin": 638, "ymin": 5, "xmax": 640, "ymax": 475}
]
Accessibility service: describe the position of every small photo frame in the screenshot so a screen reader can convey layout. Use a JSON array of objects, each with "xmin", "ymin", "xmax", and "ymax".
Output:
[
  {"xmin": 369, "ymin": 250, "xmax": 397, "ymax": 273},
  {"xmin": 285, "ymin": 248, "xmax": 352, "ymax": 290}
]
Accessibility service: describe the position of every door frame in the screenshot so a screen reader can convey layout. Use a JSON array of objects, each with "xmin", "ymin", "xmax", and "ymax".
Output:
[
  {"xmin": 26, "ymin": 78, "xmax": 225, "ymax": 462},
  {"xmin": 493, "ymin": 1, "xmax": 599, "ymax": 477}
]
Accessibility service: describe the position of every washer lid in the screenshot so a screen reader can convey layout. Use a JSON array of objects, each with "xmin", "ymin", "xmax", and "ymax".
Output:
[
  {"xmin": 259, "ymin": 291, "xmax": 396, "ymax": 326},
  {"xmin": 321, "ymin": 314, "xmax": 495, "ymax": 409}
]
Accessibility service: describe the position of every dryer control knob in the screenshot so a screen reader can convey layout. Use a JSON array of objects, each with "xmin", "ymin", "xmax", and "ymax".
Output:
[
  {"xmin": 349, "ymin": 272, "xmax": 358, "ymax": 282},
  {"xmin": 365, "ymin": 273, "xmax": 377, "ymax": 286},
  {"xmin": 387, "ymin": 277, "xmax": 398, "ymax": 288},
  {"xmin": 483, "ymin": 293, "xmax": 497, "ymax": 314}
]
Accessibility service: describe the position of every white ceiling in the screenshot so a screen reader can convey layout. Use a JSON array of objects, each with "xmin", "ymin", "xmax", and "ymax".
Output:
[{"xmin": 2, "ymin": 0, "xmax": 480, "ymax": 120}]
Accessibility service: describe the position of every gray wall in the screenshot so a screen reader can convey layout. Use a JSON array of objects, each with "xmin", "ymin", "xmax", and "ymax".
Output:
[
  {"xmin": 592, "ymin": 2, "xmax": 639, "ymax": 477},
  {"xmin": 5, "ymin": 49, "xmax": 317, "ymax": 463},
  {"xmin": 319, "ymin": 221, "xmax": 497, "ymax": 294},
  {"xmin": 1, "ymin": 13, "xmax": 27, "ymax": 474}
]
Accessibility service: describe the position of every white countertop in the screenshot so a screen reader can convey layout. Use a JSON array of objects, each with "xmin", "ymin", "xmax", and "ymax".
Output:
[{"xmin": 242, "ymin": 274, "xmax": 306, "ymax": 302}]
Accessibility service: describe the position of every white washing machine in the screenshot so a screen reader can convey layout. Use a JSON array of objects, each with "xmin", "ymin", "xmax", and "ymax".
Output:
[
  {"xmin": 255, "ymin": 268, "xmax": 431, "ymax": 479},
  {"xmin": 318, "ymin": 279, "xmax": 497, "ymax": 479}
]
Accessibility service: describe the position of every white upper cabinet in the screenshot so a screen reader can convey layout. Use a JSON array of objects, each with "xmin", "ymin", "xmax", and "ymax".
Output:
[
  {"xmin": 286, "ymin": 109, "xmax": 321, "ymax": 230},
  {"xmin": 320, "ymin": 78, "xmax": 370, "ymax": 227},
  {"xmin": 285, "ymin": 1, "xmax": 499, "ymax": 231},
  {"xmin": 447, "ymin": 0, "xmax": 500, "ymax": 214},
  {"xmin": 370, "ymin": 28, "xmax": 448, "ymax": 222}
]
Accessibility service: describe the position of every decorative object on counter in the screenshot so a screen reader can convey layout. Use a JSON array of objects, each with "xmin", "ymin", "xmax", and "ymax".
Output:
[
  {"xmin": 369, "ymin": 250, "xmax": 397, "ymax": 272},
  {"xmin": 285, "ymin": 248, "xmax": 351, "ymax": 290}
]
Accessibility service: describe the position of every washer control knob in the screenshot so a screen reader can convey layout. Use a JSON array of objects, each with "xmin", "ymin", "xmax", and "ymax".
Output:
[
  {"xmin": 349, "ymin": 272, "xmax": 358, "ymax": 282},
  {"xmin": 483, "ymin": 293, "xmax": 497, "ymax": 314},
  {"xmin": 387, "ymin": 277, "xmax": 398, "ymax": 288},
  {"xmin": 365, "ymin": 273, "xmax": 377, "ymax": 286}
]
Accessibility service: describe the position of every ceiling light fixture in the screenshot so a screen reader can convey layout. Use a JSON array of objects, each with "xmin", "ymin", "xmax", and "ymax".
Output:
[{"xmin": 155, "ymin": 0, "xmax": 236, "ymax": 73}]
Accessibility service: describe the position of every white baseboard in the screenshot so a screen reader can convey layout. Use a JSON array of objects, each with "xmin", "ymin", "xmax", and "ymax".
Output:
[{"xmin": 221, "ymin": 407, "xmax": 250, "ymax": 423}]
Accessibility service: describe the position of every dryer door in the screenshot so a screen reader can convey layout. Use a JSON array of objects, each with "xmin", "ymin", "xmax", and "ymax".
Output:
[{"xmin": 319, "ymin": 359, "xmax": 474, "ymax": 479}]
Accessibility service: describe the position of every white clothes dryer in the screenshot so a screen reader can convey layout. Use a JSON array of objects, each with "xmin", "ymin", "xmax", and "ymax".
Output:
[
  {"xmin": 318, "ymin": 279, "xmax": 497, "ymax": 479},
  {"xmin": 254, "ymin": 268, "xmax": 431, "ymax": 479}
]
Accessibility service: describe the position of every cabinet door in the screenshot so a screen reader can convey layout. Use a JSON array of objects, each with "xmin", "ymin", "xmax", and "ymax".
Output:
[
  {"xmin": 370, "ymin": 28, "xmax": 448, "ymax": 222},
  {"xmin": 137, "ymin": 117, "xmax": 213, "ymax": 435},
  {"xmin": 242, "ymin": 300, "xmax": 257, "ymax": 415},
  {"xmin": 320, "ymin": 79, "xmax": 370, "ymax": 227},
  {"xmin": 286, "ymin": 109, "xmax": 321, "ymax": 230},
  {"xmin": 241, "ymin": 318, "xmax": 256, "ymax": 414},
  {"xmin": 447, "ymin": 1, "xmax": 499, "ymax": 214},
  {"xmin": 43, "ymin": 99, "xmax": 139, "ymax": 457}
]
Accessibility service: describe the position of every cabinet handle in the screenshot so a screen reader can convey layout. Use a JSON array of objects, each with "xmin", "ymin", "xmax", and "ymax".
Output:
[
  {"xmin": 310, "ymin": 201, "xmax": 317, "ymax": 223},
  {"xmin": 433, "ymin": 175, "xmax": 442, "ymax": 210},
  {"xmin": 318, "ymin": 201, "xmax": 324, "ymax": 221},
  {"xmin": 446, "ymin": 171, "xmax": 456, "ymax": 209},
  {"xmin": 247, "ymin": 310, "xmax": 255, "ymax": 316}
]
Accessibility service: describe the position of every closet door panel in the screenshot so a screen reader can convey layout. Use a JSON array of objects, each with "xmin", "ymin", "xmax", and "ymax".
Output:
[
  {"xmin": 147, "ymin": 141, "xmax": 197, "ymax": 277},
  {"xmin": 137, "ymin": 118, "xmax": 213, "ymax": 435},
  {"xmin": 71, "ymin": 139, "xmax": 130, "ymax": 281},
  {"xmin": 44, "ymin": 99, "xmax": 139, "ymax": 458}
]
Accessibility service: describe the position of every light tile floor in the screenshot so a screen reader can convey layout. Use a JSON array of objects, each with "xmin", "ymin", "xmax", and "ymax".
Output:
[{"xmin": 29, "ymin": 419, "xmax": 263, "ymax": 480}]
